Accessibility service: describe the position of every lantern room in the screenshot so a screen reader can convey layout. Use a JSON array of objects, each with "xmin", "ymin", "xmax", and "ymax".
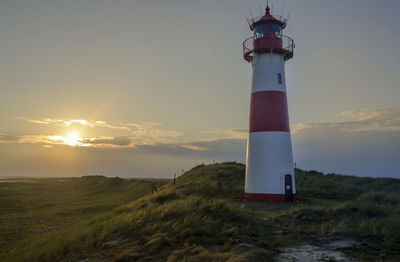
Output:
[
  {"xmin": 243, "ymin": 6, "xmax": 294, "ymax": 62},
  {"xmin": 254, "ymin": 23, "xmax": 282, "ymax": 38}
]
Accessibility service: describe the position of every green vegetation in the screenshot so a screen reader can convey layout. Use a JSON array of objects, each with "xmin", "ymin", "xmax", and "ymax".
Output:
[
  {"xmin": 1, "ymin": 163, "xmax": 399, "ymax": 261},
  {"xmin": 282, "ymin": 169, "xmax": 400, "ymax": 260},
  {"xmin": 0, "ymin": 176, "xmax": 165, "ymax": 258}
]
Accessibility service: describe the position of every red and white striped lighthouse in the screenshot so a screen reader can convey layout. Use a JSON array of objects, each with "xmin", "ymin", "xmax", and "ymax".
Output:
[{"xmin": 243, "ymin": 5, "xmax": 296, "ymax": 202}]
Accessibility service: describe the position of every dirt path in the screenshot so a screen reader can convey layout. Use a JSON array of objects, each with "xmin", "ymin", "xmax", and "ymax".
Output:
[{"xmin": 276, "ymin": 239, "xmax": 358, "ymax": 262}]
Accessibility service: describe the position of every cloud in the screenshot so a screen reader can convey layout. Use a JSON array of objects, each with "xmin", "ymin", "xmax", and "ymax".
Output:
[
  {"xmin": 200, "ymin": 128, "xmax": 247, "ymax": 139},
  {"xmin": 136, "ymin": 142, "xmax": 208, "ymax": 152},
  {"xmin": 129, "ymin": 122, "xmax": 183, "ymax": 139},
  {"xmin": 18, "ymin": 117, "xmax": 182, "ymax": 139},
  {"xmin": 11, "ymin": 107, "xmax": 400, "ymax": 150},
  {"xmin": 0, "ymin": 134, "xmax": 58, "ymax": 144},
  {"xmin": 0, "ymin": 134, "xmax": 132, "ymax": 148},
  {"xmin": 71, "ymin": 120, "xmax": 93, "ymax": 127},
  {"xmin": 0, "ymin": 134, "xmax": 19, "ymax": 142},
  {"xmin": 131, "ymin": 138, "xmax": 246, "ymax": 166},
  {"xmin": 189, "ymin": 138, "xmax": 246, "ymax": 152},
  {"xmin": 80, "ymin": 136, "xmax": 131, "ymax": 146},
  {"xmin": 14, "ymin": 117, "xmax": 184, "ymax": 146},
  {"xmin": 135, "ymin": 138, "xmax": 246, "ymax": 155},
  {"xmin": 5, "ymin": 108, "xmax": 400, "ymax": 179},
  {"xmin": 289, "ymin": 107, "xmax": 400, "ymax": 178},
  {"xmin": 19, "ymin": 117, "xmax": 129, "ymax": 130},
  {"xmin": 293, "ymin": 107, "xmax": 400, "ymax": 134},
  {"xmin": 5, "ymin": 115, "xmax": 185, "ymax": 148},
  {"xmin": 18, "ymin": 117, "xmax": 92, "ymax": 127},
  {"xmin": 179, "ymin": 144, "xmax": 208, "ymax": 151},
  {"xmin": 22, "ymin": 119, "xmax": 50, "ymax": 125},
  {"xmin": 93, "ymin": 121, "xmax": 131, "ymax": 131},
  {"xmin": 18, "ymin": 135, "xmax": 55, "ymax": 144}
]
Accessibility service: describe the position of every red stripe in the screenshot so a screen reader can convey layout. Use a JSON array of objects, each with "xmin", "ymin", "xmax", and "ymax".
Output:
[
  {"xmin": 244, "ymin": 193, "xmax": 297, "ymax": 202},
  {"xmin": 253, "ymin": 36, "xmax": 283, "ymax": 50},
  {"xmin": 249, "ymin": 91, "xmax": 290, "ymax": 132}
]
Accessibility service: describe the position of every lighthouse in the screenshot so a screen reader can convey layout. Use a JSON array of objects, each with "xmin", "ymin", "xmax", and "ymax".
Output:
[{"xmin": 243, "ymin": 4, "xmax": 296, "ymax": 202}]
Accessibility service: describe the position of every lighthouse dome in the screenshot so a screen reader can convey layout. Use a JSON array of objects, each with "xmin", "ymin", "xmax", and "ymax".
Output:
[{"xmin": 250, "ymin": 6, "xmax": 286, "ymax": 31}]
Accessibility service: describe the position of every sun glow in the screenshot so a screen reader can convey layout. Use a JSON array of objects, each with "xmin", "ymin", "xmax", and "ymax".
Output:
[
  {"xmin": 51, "ymin": 131, "xmax": 82, "ymax": 146},
  {"xmin": 64, "ymin": 131, "xmax": 81, "ymax": 146}
]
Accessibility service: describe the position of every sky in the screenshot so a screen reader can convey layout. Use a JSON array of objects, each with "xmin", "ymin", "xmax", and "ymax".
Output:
[{"xmin": 1, "ymin": 0, "xmax": 399, "ymax": 179}]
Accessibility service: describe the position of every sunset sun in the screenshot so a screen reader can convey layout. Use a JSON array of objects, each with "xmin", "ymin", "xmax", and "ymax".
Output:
[{"xmin": 64, "ymin": 131, "xmax": 81, "ymax": 146}]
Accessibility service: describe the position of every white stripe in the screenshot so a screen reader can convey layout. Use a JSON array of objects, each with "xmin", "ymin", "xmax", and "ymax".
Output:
[
  {"xmin": 245, "ymin": 131, "xmax": 296, "ymax": 194},
  {"xmin": 251, "ymin": 53, "xmax": 287, "ymax": 93}
]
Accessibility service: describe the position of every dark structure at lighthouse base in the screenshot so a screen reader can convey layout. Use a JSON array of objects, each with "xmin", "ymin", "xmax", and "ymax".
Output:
[{"xmin": 244, "ymin": 193, "xmax": 297, "ymax": 202}]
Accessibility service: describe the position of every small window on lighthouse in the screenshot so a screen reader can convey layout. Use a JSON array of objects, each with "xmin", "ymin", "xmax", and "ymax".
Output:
[
  {"xmin": 255, "ymin": 24, "xmax": 265, "ymax": 38},
  {"xmin": 278, "ymin": 73, "xmax": 282, "ymax": 84},
  {"xmin": 281, "ymin": 113, "xmax": 286, "ymax": 125}
]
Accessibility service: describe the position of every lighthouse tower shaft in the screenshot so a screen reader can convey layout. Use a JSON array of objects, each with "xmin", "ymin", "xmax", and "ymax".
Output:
[{"xmin": 243, "ymin": 6, "xmax": 296, "ymax": 202}]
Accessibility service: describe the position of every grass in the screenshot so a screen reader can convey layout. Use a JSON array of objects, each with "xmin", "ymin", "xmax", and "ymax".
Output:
[
  {"xmin": 0, "ymin": 163, "xmax": 400, "ymax": 261},
  {"xmin": 0, "ymin": 176, "xmax": 165, "ymax": 257},
  {"xmin": 280, "ymin": 169, "xmax": 400, "ymax": 260}
]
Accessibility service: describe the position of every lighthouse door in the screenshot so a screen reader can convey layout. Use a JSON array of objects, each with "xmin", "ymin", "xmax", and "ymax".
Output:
[{"xmin": 284, "ymin": 175, "xmax": 293, "ymax": 202}]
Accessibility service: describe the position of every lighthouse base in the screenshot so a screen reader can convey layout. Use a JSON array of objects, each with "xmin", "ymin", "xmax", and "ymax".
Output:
[{"xmin": 244, "ymin": 193, "xmax": 297, "ymax": 202}]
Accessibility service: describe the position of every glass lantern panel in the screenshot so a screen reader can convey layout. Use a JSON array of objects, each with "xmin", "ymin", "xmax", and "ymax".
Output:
[{"xmin": 255, "ymin": 23, "xmax": 282, "ymax": 38}]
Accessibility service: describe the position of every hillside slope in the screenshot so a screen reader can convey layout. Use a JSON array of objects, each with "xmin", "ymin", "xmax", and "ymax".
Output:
[
  {"xmin": 0, "ymin": 176, "xmax": 166, "ymax": 258},
  {"xmin": 2, "ymin": 163, "xmax": 400, "ymax": 262}
]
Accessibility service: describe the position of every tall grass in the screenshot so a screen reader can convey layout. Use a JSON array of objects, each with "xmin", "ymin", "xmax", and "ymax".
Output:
[
  {"xmin": 1, "ymin": 163, "xmax": 400, "ymax": 261},
  {"xmin": 281, "ymin": 169, "xmax": 400, "ymax": 255},
  {"xmin": 2, "ymin": 163, "xmax": 278, "ymax": 262}
]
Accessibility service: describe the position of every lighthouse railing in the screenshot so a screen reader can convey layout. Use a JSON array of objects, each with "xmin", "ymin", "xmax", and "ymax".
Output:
[{"xmin": 243, "ymin": 35, "xmax": 294, "ymax": 62}]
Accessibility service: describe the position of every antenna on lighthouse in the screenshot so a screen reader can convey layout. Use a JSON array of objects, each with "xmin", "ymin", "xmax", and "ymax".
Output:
[
  {"xmin": 266, "ymin": 0, "xmax": 270, "ymax": 14},
  {"xmin": 287, "ymin": 10, "xmax": 292, "ymax": 24},
  {"xmin": 249, "ymin": 8, "xmax": 255, "ymax": 23},
  {"xmin": 280, "ymin": 5, "xmax": 285, "ymax": 19},
  {"xmin": 244, "ymin": 13, "xmax": 251, "ymax": 27}
]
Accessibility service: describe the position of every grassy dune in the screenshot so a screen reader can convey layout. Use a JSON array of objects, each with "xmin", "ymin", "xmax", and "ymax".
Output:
[
  {"xmin": 0, "ymin": 176, "xmax": 165, "ymax": 258},
  {"xmin": 1, "ymin": 163, "xmax": 400, "ymax": 261}
]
